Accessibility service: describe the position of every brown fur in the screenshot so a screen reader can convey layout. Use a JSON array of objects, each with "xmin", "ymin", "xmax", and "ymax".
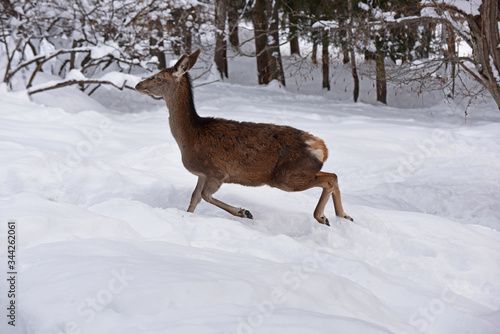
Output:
[{"xmin": 135, "ymin": 49, "xmax": 352, "ymax": 225}]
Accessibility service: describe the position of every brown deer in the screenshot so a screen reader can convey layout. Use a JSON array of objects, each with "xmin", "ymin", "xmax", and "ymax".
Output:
[{"xmin": 135, "ymin": 49, "xmax": 353, "ymax": 226}]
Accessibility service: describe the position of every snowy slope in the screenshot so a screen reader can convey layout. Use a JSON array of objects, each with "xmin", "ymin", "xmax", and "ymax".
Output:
[{"xmin": 1, "ymin": 64, "xmax": 500, "ymax": 334}]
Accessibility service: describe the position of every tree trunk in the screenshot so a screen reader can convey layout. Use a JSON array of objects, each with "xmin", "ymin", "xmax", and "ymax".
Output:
[
  {"xmin": 289, "ymin": 12, "xmax": 300, "ymax": 56},
  {"xmin": 375, "ymin": 43, "xmax": 387, "ymax": 104},
  {"xmin": 150, "ymin": 19, "xmax": 166, "ymax": 69},
  {"xmin": 343, "ymin": 46, "xmax": 350, "ymax": 64},
  {"xmin": 267, "ymin": 0, "xmax": 285, "ymax": 86},
  {"xmin": 340, "ymin": 29, "xmax": 350, "ymax": 64},
  {"xmin": 252, "ymin": 0, "xmax": 270, "ymax": 84},
  {"xmin": 482, "ymin": 0, "xmax": 500, "ymax": 109},
  {"xmin": 350, "ymin": 46, "xmax": 359, "ymax": 102},
  {"xmin": 183, "ymin": 9, "xmax": 194, "ymax": 55},
  {"xmin": 322, "ymin": 30, "xmax": 330, "ymax": 90},
  {"xmin": 184, "ymin": 31, "xmax": 192, "ymax": 55},
  {"xmin": 347, "ymin": 0, "xmax": 359, "ymax": 102},
  {"xmin": 214, "ymin": 0, "xmax": 228, "ymax": 79},
  {"xmin": 69, "ymin": 40, "xmax": 78, "ymax": 70},
  {"xmin": 445, "ymin": 24, "xmax": 456, "ymax": 97},
  {"xmin": 310, "ymin": 29, "xmax": 321, "ymax": 65},
  {"xmin": 375, "ymin": 54, "xmax": 387, "ymax": 104},
  {"xmin": 461, "ymin": 0, "xmax": 500, "ymax": 109},
  {"xmin": 227, "ymin": 1, "xmax": 240, "ymax": 49},
  {"xmin": 166, "ymin": 9, "xmax": 182, "ymax": 56},
  {"xmin": 425, "ymin": 0, "xmax": 500, "ymax": 109}
]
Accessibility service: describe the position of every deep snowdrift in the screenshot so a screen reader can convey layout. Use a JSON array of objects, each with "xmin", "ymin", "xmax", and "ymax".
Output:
[{"xmin": 0, "ymin": 73, "xmax": 499, "ymax": 334}]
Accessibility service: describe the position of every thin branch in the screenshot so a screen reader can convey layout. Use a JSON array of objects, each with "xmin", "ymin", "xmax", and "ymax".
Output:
[
  {"xmin": 458, "ymin": 61, "xmax": 486, "ymax": 87},
  {"xmin": 193, "ymin": 79, "xmax": 219, "ymax": 88},
  {"xmin": 2, "ymin": 35, "xmax": 24, "ymax": 83},
  {"xmin": 27, "ymin": 79, "xmax": 133, "ymax": 95},
  {"xmin": 6, "ymin": 47, "xmax": 91, "ymax": 87}
]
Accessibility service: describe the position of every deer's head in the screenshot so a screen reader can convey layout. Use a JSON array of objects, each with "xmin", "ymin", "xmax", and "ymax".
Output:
[{"xmin": 135, "ymin": 49, "xmax": 201, "ymax": 98}]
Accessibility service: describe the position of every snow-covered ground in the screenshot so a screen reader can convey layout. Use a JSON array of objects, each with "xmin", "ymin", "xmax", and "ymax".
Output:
[{"xmin": 1, "ymin": 55, "xmax": 500, "ymax": 334}]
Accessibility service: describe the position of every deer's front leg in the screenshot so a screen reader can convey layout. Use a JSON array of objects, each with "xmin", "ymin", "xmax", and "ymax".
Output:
[
  {"xmin": 187, "ymin": 175, "xmax": 206, "ymax": 213},
  {"xmin": 201, "ymin": 177, "xmax": 253, "ymax": 219}
]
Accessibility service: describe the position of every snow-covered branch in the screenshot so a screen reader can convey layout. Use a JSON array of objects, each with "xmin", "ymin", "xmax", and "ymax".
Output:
[{"xmin": 27, "ymin": 78, "xmax": 134, "ymax": 96}]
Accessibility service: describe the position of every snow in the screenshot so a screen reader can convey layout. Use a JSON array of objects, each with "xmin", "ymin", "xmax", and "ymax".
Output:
[
  {"xmin": 39, "ymin": 39, "xmax": 57, "ymax": 72},
  {"xmin": 422, "ymin": 0, "xmax": 481, "ymax": 16},
  {"xmin": 65, "ymin": 69, "xmax": 86, "ymax": 81},
  {"xmin": 89, "ymin": 42, "xmax": 121, "ymax": 59},
  {"xmin": 312, "ymin": 21, "xmax": 338, "ymax": 30},
  {"xmin": 39, "ymin": 39, "xmax": 56, "ymax": 55},
  {"xmin": 1, "ymin": 54, "xmax": 500, "ymax": 334},
  {"xmin": 98, "ymin": 72, "xmax": 142, "ymax": 88},
  {"xmin": 358, "ymin": 2, "xmax": 370, "ymax": 12},
  {"xmin": 445, "ymin": 0, "xmax": 481, "ymax": 16}
]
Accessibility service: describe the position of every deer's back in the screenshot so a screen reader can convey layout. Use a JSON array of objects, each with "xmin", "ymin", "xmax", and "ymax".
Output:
[{"xmin": 181, "ymin": 118, "xmax": 326, "ymax": 190}]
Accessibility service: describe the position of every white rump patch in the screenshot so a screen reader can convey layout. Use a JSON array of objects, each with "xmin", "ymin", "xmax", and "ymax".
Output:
[{"xmin": 305, "ymin": 139, "xmax": 326, "ymax": 162}]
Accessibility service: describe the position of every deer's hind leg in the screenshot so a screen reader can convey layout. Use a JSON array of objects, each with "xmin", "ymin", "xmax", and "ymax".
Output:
[
  {"xmin": 313, "ymin": 172, "xmax": 353, "ymax": 225},
  {"xmin": 201, "ymin": 176, "xmax": 253, "ymax": 219}
]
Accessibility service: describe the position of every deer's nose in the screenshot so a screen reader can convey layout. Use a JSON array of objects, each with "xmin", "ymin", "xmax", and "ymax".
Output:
[{"xmin": 135, "ymin": 83, "xmax": 141, "ymax": 90}]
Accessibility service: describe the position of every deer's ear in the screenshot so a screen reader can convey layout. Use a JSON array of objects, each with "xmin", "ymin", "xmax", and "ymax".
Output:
[
  {"xmin": 173, "ymin": 55, "xmax": 188, "ymax": 78},
  {"xmin": 188, "ymin": 49, "xmax": 201, "ymax": 67},
  {"xmin": 173, "ymin": 49, "xmax": 201, "ymax": 78}
]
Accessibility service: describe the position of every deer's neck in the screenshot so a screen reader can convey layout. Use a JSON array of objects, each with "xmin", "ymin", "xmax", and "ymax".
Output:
[{"xmin": 164, "ymin": 76, "xmax": 201, "ymax": 147}]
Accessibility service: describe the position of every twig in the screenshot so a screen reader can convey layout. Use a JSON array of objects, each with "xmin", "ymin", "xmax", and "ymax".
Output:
[
  {"xmin": 458, "ymin": 61, "xmax": 486, "ymax": 88},
  {"xmin": 193, "ymin": 79, "xmax": 219, "ymax": 88},
  {"xmin": 28, "ymin": 79, "xmax": 133, "ymax": 95}
]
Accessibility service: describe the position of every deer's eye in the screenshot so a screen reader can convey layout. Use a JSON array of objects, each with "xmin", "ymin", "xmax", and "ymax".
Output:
[{"xmin": 156, "ymin": 77, "xmax": 162, "ymax": 83}]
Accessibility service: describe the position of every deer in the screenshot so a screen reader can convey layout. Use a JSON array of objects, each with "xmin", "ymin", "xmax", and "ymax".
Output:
[{"xmin": 135, "ymin": 49, "xmax": 353, "ymax": 226}]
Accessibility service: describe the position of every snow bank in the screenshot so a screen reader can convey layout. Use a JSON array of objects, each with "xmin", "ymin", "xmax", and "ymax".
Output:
[{"xmin": 1, "ymin": 65, "xmax": 499, "ymax": 334}]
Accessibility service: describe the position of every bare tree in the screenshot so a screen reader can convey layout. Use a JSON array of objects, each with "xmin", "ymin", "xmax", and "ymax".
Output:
[
  {"xmin": 289, "ymin": 11, "xmax": 300, "ymax": 56},
  {"xmin": 149, "ymin": 18, "xmax": 167, "ymax": 69},
  {"xmin": 266, "ymin": 0, "xmax": 285, "ymax": 86},
  {"xmin": 252, "ymin": 0, "xmax": 270, "ymax": 84},
  {"xmin": 1, "ymin": 0, "xmax": 211, "ymax": 95},
  {"xmin": 375, "ymin": 37, "xmax": 387, "ymax": 104},
  {"xmin": 424, "ymin": 0, "xmax": 500, "ymax": 109},
  {"xmin": 322, "ymin": 29, "xmax": 330, "ymax": 90},
  {"xmin": 214, "ymin": 0, "xmax": 228, "ymax": 79},
  {"xmin": 311, "ymin": 29, "xmax": 319, "ymax": 65},
  {"xmin": 347, "ymin": 0, "xmax": 359, "ymax": 102},
  {"xmin": 227, "ymin": 0, "xmax": 241, "ymax": 49}
]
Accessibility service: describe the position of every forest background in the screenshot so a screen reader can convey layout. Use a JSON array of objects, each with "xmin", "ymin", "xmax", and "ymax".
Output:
[{"xmin": 1, "ymin": 0, "xmax": 499, "ymax": 112}]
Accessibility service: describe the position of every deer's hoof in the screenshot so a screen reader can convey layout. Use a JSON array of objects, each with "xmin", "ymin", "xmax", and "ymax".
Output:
[
  {"xmin": 344, "ymin": 215, "xmax": 354, "ymax": 222},
  {"xmin": 317, "ymin": 216, "xmax": 330, "ymax": 226},
  {"xmin": 239, "ymin": 209, "xmax": 253, "ymax": 219}
]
